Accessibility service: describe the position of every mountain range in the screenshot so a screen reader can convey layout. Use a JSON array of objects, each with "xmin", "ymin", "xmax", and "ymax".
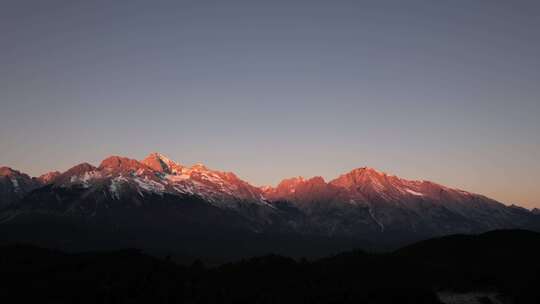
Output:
[{"xmin": 1, "ymin": 153, "xmax": 538, "ymax": 256}]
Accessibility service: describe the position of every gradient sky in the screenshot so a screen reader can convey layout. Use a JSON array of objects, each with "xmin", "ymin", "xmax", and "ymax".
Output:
[{"xmin": 1, "ymin": 0, "xmax": 539, "ymax": 208}]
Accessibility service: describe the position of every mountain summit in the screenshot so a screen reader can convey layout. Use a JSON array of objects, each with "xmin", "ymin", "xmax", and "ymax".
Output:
[
  {"xmin": 0, "ymin": 154, "xmax": 538, "ymax": 253},
  {"xmin": 141, "ymin": 152, "xmax": 183, "ymax": 174}
]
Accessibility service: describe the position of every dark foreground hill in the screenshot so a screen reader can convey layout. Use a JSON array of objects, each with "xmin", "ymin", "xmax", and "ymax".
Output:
[{"xmin": 1, "ymin": 230, "xmax": 539, "ymax": 304}]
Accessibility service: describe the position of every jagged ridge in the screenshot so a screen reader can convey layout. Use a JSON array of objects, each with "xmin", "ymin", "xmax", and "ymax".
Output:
[{"xmin": 0, "ymin": 154, "xmax": 539, "ymax": 249}]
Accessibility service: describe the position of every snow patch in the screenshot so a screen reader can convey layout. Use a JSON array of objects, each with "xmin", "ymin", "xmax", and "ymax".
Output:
[
  {"xmin": 406, "ymin": 189, "xmax": 424, "ymax": 196},
  {"xmin": 109, "ymin": 177, "xmax": 127, "ymax": 200},
  {"xmin": 69, "ymin": 171, "xmax": 101, "ymax": 187},
  {"xmin": 10, "ymin": 178, "xmax": 19, "ymax": 190},
  {"xmin": 134, "ymin": 177, "xmax": 165, "ymax": 193}
]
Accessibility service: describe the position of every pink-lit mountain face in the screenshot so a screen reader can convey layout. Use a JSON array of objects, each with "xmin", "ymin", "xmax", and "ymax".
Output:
[
  {"xmin": 0, "ymin": 153, "xmax": 538, "ymax": 251},
  {"xmin": 262, "ymin": 167, "xmax": 532, "ymax": 237},
  {"xmin": 29, "ymin": 153, "xmax": 269, "ymax": 212}
]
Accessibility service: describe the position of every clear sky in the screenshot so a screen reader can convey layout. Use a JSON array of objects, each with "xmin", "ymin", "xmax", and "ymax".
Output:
[{"xmin": 1, "ymin": 0, "xmax": 539, "ymax": 208}]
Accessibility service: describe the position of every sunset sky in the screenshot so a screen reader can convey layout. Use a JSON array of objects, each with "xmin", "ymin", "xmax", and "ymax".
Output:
[{"xmin": 1, "ymin": 0, "xmax": 539, "ymax": 208}]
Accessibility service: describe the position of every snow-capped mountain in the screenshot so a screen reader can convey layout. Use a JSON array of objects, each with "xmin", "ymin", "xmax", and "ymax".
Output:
[
  {"xmin": 0, "ymin": 154, "xmax": 278, "ymax": 237},
  {"xmin": 37, "ymin": 171, "xmax": 61, "ymax": 184},
  {"xmin": 262, "ymin": 167, "xmax": 537, "ymax": 238},
  {"xmin": 0, "ymin": 167, "xmax": 41, "ymax": 208},
  {"xmin": 38, "ymin": 153, "xmax": 268, "ymax": 209},
  {"xmin": 0, "ymin": 154, "xmax": 538, "ymax": 253}
]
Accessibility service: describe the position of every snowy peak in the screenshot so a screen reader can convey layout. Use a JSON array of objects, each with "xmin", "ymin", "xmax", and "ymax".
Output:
[
  {"xmin": 1, "ymin": 158, "xmax": 538, "ymax": 240},
  {"xmin": 141, "ymin": 152, "xmax": 183, "ymax": 174},
  {"xmin": 268, "ymin": 176, "xmax": 325, "ymax": 188},
  {"xmin": 264, "ymin": 176, "xmax": 348, "ymax": 205},
  {"xmin": 268, "ymin": 167, "xmax": 440, "ymax": 204},
  {"xmin": 264, "ymin": 166, "xmax": 491, "ymax": 207},
  {"xmin": 330, "ymin": 167, "xmax": 390, "ymax": 189},
  {"xmin": 1, "ymin": 157, "xmax": 534, "ymax": 223},
  {"xmin": 63, "ymin": 163, "xmax": 97, "ymax": 176},
  {"xmin": 38, "ymin": 171, "xmax": 61, "ymax": 184},
  {"xmin": 328, "ymin": 167, "xmax": 427, "ymax": 199},
  {"xmin": 0, "ymin": 167, "xmax": 24, "ymax": 178},
  {"xmin": 261, "ymin": 176, "xmax": 306, "ymax": 198},
  {"xmin": 273, "ymin": 176, "xmax": 327, "ymax": 192},
  {"xmin": 99, "ymin": 156, "xmax": 149, "ymax": 173},
  {"xmin": 190, "ymin": 163, "xmax": 209, "ymax": 171},
  {"xmin": 36, "ymin": 154, "xmax": 268, "ymax": 209},
  {"xmin": 276, "ymin": 176, "xmax": 307, "ymax": 190},
  {"xmin": 167, "ymin": 162, "xmax": 265, "ymax": 204},
  {"xmin": 0, "ymin": 167, "xmax": 35, "ymax": 185},
  {"xmin": 53, "ymin": 163, "xmax": 100, "ymax": 186}
]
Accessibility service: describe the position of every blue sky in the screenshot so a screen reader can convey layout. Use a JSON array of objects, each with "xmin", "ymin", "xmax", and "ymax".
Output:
[{"xmin": 1, "ymin": 0, "xmax": 539, "ymax": 207}]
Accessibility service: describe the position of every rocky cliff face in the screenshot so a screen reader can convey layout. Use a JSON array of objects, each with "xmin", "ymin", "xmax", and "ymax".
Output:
[
  {"xmin": 0, "ymin": 167, "xmax": 41, "ymax": 208},
  {"xmin": 0, "ymin": 154, "xmax": 538, "ymax": 251},
  {"xmin": 263, "ymin": 167, "xmax": 534, "ymax": 238}
]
